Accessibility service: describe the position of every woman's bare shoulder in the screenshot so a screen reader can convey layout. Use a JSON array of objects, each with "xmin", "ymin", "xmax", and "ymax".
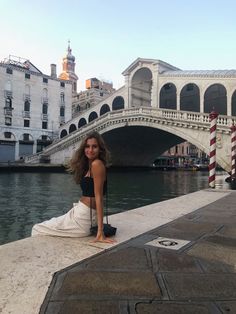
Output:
[{"xmin": 91, "ymin": 159, "xmax": 105, "ymax": 170}]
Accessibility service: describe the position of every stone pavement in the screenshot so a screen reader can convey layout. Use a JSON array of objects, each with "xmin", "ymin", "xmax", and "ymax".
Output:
[{"xmin": 40, "ymin": 191, "xmax": 236, "ymax": 314}]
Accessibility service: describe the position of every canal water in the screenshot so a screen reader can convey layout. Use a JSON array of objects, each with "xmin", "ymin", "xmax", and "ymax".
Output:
[{"xmin": 0, "ymin": 169, "xmax": 230, "ymax": 245}]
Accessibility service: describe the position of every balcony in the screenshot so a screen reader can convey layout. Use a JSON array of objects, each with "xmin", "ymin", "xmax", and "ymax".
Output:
[
  {"xmin": 4, "ymin": 90, "xmax": 13, "ymax": 98},
  {"xmin": 22, "ymin": 111, "xmax": 30, "ymax": 118},
  {"xmin": 4, "ymin": 107, "xmax": 13, "ymax": 116},
  {"xmin": 41, "ymin": 114, "xmax": 48, "ymax": 121},
  {"xmin": 23, "ymin": 94, "xmax": 31, "ymax": 101},
  {"xmin": 41, "ymin": 97, "xmax": 48, "ymax": 104}
]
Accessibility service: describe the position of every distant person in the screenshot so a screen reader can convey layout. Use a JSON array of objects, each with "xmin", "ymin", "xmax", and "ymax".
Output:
[{"xmin": 32, "ymin": 131, "xmax": 115, "ymax": 244}]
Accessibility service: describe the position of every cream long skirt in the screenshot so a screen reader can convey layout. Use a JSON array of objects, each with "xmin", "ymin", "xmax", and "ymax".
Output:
[{"xmin": 31, "ymin": 201, "xmax": 97, "ymax": 238}]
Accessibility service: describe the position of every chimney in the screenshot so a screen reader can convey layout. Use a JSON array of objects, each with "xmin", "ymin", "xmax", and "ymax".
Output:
[{"xmin": 50, "ymin": 64, "xmax": 57, "ymax": 78}]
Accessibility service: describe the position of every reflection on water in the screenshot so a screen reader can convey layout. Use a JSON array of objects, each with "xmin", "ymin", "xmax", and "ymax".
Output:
[{"xmin": 0, "ymin": 169, "xmax": 230, "ymax": 245}]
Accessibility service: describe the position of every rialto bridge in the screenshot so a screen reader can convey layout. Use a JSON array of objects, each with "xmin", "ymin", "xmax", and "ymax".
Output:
[{"xmin": 26, "ymin": 58, "xmax": 236, "ymax": 171}]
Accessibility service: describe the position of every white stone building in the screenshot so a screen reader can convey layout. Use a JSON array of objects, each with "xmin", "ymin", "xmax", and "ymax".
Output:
[{"xmin": 0, "ymin": 55, "xmax": 73, "ymax": 162}]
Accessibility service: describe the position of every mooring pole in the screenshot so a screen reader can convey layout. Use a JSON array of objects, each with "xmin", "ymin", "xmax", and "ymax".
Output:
[
  {"xmin": 209, "ymin": 110, "xmax": 218, "ymax": 188},
  {"xmin": 230, "ymin": 123, "xmax": 236, "ymax": 182}
]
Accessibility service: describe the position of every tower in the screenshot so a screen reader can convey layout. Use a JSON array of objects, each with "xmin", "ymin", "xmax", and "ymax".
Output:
[{"xmin": 59, "ymin": 41, "xmax": 78, "ymax": 94}]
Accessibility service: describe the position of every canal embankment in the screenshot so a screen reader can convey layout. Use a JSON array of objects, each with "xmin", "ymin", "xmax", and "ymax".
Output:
[{"xmin": 0, "ymin": 188, "xmax": 234, "ymax": 314}]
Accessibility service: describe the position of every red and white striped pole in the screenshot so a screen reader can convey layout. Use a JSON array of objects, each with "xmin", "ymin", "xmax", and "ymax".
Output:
[
  {"xmin": 209, "ymin": 110, "xmax": 218, "ymax": 188},
  {"xmin": 230, "ymin": 123, "xmax": 236, "ymax": 182}
]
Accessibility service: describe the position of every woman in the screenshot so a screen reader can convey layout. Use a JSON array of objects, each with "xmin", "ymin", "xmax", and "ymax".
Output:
[{"xmin": 32, "ymin": 131, "xmax": 115, "ymax": 243}]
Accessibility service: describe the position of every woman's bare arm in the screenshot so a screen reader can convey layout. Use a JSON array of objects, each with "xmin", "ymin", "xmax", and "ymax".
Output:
[{"xmin": 91, "ymin": 159, "xmax": 115, "ymax": 243}]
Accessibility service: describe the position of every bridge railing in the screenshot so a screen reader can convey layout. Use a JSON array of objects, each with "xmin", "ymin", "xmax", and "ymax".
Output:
[{"xmin": 25, "ymin": 107, "xmax": 235, "ymax": 163}]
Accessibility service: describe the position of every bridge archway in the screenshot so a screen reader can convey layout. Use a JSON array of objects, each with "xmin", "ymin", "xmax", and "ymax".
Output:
[
  {"xmin": 231, "ymin": 90, "xmax": 236, "ymax": 116},
  {"xmin": 88, "ymin": 111, "xmax": 98, "ymax": 122},
  {"xmin": 204, "ymin": 83, "xmax": 227, "ymax": 114},
  {"xmin": 180, "ymin": 83, "xmax": 200, "ymax": 112},
  {"xmin": 100, "ymin": 104, "xmax": 110, "ymax": 116},
  {"xmin": 78, "ymin": 118, "xmax": 87, "ymax": 128},
  {"xmin": 69, "ymin": 124, "xmax": 76, "ymax": 133},
  {"xmin": 112, "ymin": 96, "xmax": 125, "ymax": 110},
  {"xmin": 130, "ymin": 67, "xmax": 152, "ymax": 107},
  {"xmin": 160, "ymin": 83, "xmax": 177, "ymax": 109},
  {"xmin": 60, "ymin": 129, "xmax": 68, "ymax": 138}
]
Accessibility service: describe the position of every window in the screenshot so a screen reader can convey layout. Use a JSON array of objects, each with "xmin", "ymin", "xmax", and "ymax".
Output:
[
  {"xmin": 24, "ymin": 119, "xmax": 30, "ymax": 127},
  {"xmin": 4, "ymin": 132, "xmax": 11, "ymax": 139},
  {"xmin": 186, "ymin": 84, "xmax": 194, "ymax": 91},
  {"xmin": 5, "ymin": 97, "xmax": 12, "ymax": 108},
  {"xmin": 60, "ymin": 106, "xmax": 65, "ymax": 116},
  {"xmin": 42, "ymin": 103, "xmax": 48, "ymax": 114},
  {"xmin": 24, "ymin": 100, "xmax": 30, "ymax": 111},
  {"xmin": 43, "ymin": 77, "xmax": 48, "ymax": 83},
  {"xmin": 60, "ymin": 82, "xmax": 65, "ymax": 87},
  {"xmin": 25, "ymin": 73, "xmax": 30, "ymax": 79},
  {"xmin": 60, "ymin": 92, "xmax": 65, "ymax": 103},
  {"xmin": 6, "ymin": 68, "xmax": 13, "ymax": 74},
  {"xmin": 175, "ymin": 146, "xmax": 178, "ymax": 154},
  {"xmin": 5, "ymin": 117, "xmax": 12, "ymax": 126},
  {"xmin": 42, "ymin": 121, "xmax": 48, "ymax": 129},
  {"xmin": 42, "ymin": 135, "xmax": 48, "ymax": 141},
  {"xmin": 100, "ymin": 92, "xmax": 103, "ymax": 97}
]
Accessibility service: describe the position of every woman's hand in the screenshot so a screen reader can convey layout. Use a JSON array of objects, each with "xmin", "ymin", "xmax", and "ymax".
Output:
[{"xmin": 92, "ymin": 232, "xmax": 116, "ymax": 244}]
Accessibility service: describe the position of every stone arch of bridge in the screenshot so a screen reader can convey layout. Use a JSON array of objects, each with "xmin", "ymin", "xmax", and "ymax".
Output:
[
  {"xmin": 130, "ymin": 67, "xmax": 152, "ymax": 107},
  {"xmin": 99, "ymin": 123, "xmax": 209, "ymax": 167}
]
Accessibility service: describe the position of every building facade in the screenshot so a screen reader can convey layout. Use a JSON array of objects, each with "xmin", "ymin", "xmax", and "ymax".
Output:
[
  {"xmin": 72, "ymin": 78, "xmax": 115, "ymax": 117},
  {"xmin": 0, "ymin": 55, "xmax": 72, "ymax": 162}
]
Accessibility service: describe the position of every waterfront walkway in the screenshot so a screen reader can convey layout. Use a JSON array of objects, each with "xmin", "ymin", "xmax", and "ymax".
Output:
[
  {"xmin": 40, "ymin": 190, "xmax": 236, "ymax": 314},
  {"xmin": 1, "ymin": 189, "xmax": 236, "ymax": 314}
]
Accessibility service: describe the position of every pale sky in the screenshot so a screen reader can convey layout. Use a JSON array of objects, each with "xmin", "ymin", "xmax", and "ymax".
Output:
[{"xmin": 1, "ymin": 0, "xmax": 236, "ymax": 91}]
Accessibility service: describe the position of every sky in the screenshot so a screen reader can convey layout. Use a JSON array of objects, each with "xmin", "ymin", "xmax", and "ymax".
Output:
[{"xmin": 1, "ymin": 0, "xmax": 236, "ymax": 91}]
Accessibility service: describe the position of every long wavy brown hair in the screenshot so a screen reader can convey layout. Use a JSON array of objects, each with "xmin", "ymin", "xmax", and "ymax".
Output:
[{"xmin": 67, "ymin": 131, "xmax": 110, "ymax": 184}]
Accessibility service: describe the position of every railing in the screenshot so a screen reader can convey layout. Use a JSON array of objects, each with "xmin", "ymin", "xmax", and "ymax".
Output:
[
  {"xmin": 4, "ymin": 107, "xmax": 13, "ymax": 116},
  {"xmin": 24, "ymin": 107, "xmax": 234, "ymax": 163},
  {"xmin": 41, "ymin": 114, "xmax": 48, "ymax": 121},
  {"xmin": 22, "ymin": 111, "xmax": 30, "ymax": 118}
]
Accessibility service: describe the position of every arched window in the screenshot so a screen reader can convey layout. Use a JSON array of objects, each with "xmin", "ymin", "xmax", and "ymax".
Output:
[
  {"xmin": 100, "ymin": 104, "xmax": 110, "ymax": 116},
  {"xmin": 60, "ymin": 129, "xmax": 68, "ymax": 138},
  {"xmin": 78, "ymin": 118, "xmax": 87, "ymax": 128},
  {"xmin": 204, "ymin": 84, "xmax": 227, "ymax": 115},
  {"xmin": 42, "ymin": 103, "xmax": 48, "ymax": 114},
  {"xmin": 5, "ymin": 97, "xmax": 12, "ymax": 108},
  {"xmin": 69, "ymin": 124, "xmax": 76, "ymax": 133},
  {"xmin": 112, "ymin": 96, "xmax": 124, "ymax": 110},
  {"xmin": 24, "ymin": 100, "xmax": 30, "ymax": 112},
  {"xmin": 60, "ymin": 107, "xmax": 65, "ymax": 117},
  {"xmin": 88, "ymin": 112, "xmax": 98, "ymax": 122},
  {"xmin": 231, "ymin": 90, "xmax": 236, "ymax": 116},
  {"xmin": 159, "ymin": 83, "xmax": 177, "ymax": 109},
  {"xmin": 180, "ymin": 83, "xmax": 200, "ymax": 112}
]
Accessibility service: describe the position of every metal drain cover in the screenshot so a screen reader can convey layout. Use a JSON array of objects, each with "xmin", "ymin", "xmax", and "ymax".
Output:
[{"xmin": 145, "ymin": 237, "xmax": 190, "ymax": 250}]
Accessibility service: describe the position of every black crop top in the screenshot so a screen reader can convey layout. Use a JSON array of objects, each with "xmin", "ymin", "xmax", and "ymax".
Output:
[{"xmin": 80, "ymin": 176, "xmax": 107, "ymax": 197}]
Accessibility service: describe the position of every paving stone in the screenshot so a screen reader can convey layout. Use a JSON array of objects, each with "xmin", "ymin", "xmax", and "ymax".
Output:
[
  {"xmin": 216, "ymin": 301, "xmax": 236, "ymax": 313},
  {"xmin": 135, "ymin": 302, "xmax": 215, "ymax": 314},
  {"xmin": 188, "ymin": 242, "xmax": 236, "ymax": 267},
  {"xmin": 163, "ymin": 273, "xmax": 236, "ymax": 300},
  {"xmin": 156, "ymin": 251, "xmax": 202, "ymax": 272},
  {"xmin": 197, "ymin": 257, "xmax": 235, "ymax": 273},
  {"xmin": 218, "ymin": 226, "xmax": 236, "ymax": 239},
  {"xmin": 43, "ymin": 301, "xmax": 63, "ymax": 314},
  {"xmin": 155, "ymin": 221, "xmax": 218, "ymax": 241},
  {"xmin": 85, "ymin": 247, "xmax": 150, "ymax": 270},
  {"xmin": 204, "ymin": 235, "xmax": 236, "ymax": 248},
  {"xmin": 58, "ymin": 300, "xmax": 120, "ymax": 314},
  {"xmin": 53, "ymin": 270, "xmax": 161, "ymax": 299}
]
